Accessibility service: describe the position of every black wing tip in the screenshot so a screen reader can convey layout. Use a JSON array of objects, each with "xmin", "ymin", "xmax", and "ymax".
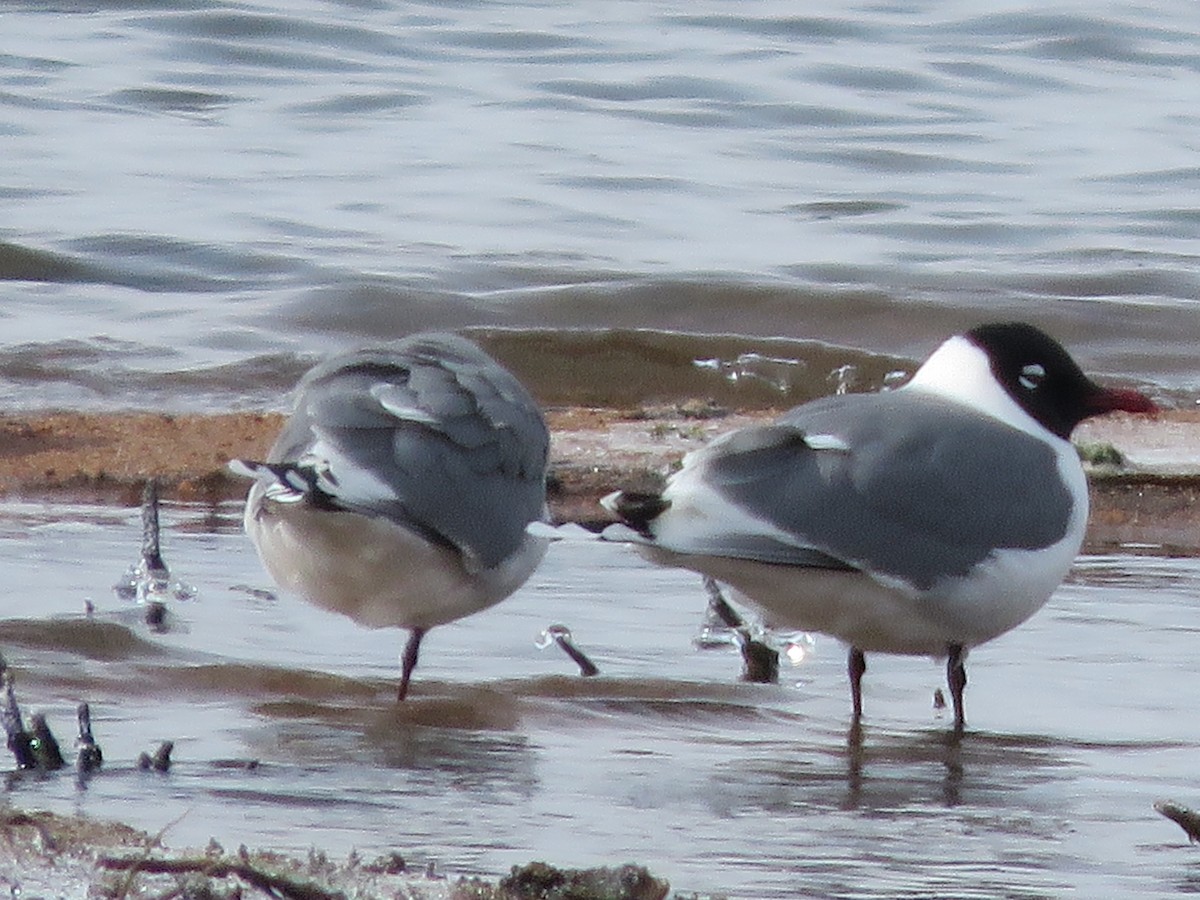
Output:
[
  {"xmin": 601, "ymin": 490, "xmax": 670, "ymax": 535},
  {"xmin": 230, "ymin": 460, "xmax": 343, "ymax": 511}
]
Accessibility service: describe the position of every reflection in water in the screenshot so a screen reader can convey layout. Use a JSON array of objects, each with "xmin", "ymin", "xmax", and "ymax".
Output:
[
  {"xmin": 844, "ymin": 724, "xmax": 966, "ymax": 810},
  {"xmin": 0, "ymin": 503, "xmax": 1198, "ymax": 897}
]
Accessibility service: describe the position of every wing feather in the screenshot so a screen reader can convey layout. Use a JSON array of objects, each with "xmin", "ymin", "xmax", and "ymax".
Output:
[
  {"xmin": 663, "ymin": 392, "xmax": 1073, "ymax": 590},
  {"xmin": 265, "ymin": 333, "xmax": 548, "ymax": 570}
]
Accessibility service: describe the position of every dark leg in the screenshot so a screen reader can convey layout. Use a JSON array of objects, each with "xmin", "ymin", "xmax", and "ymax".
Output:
[
  {"xmin": 947, "ymin": 643, "xmax": 967, "ymax": 732},
  {"xmin": 848, "ymin": 647, "xmax": 867, "ymax": 723},
  {"xmin": 397, "ymin": 627, "xmax": 426, "ymax": 702}
]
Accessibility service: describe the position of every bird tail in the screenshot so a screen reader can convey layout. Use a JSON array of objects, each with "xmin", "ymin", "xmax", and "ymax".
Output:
[
  {"xmin": 600, "ymin": 490, "xmax": 670, "ymax": 538},
  {"xmin": 227, "ymin": 459, "xmax": 329, "ymax": 507}
]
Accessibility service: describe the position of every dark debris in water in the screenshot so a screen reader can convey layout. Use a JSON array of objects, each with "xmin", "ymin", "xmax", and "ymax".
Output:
[
  {"xmin": 112, "ymin": 478, "xmax": 198, "ymax": 634},
  {"xmin": 0, "ymin": 658, "xmax": 112, "ymax": 782},
  {"xmin": 28, "ymin": 712, "xmax": 65, "ymax": 770},
  {"xmin": 1155, "ymin": 800, "xmax": 1200, "ymax": 843},
  {"xmin": 0, "ymin": 654, "xmax": 76, "ymax": 774},
  {"xmin": 76, "ymin": 702, "xmax": 103, "ymax": 775},
  {"xmin": 137, "ymin": 740, "xmax": 173, "ymax": 773},
  {"xmin": 700, "ymin": 577, "xmax": 779, "ymax": 684},
  {"xmin": 538, "ymin": 624, "xmax": 601, "ymax": 678},
  {"xmin": 0, "ymin": 657, "xmax": 768, "ymax": 897},
  {"xmin": 466, "ymin": 862, "xmax": 671, "ymax": 900}
]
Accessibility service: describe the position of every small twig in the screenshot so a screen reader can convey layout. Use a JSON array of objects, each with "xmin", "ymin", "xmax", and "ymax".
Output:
[
  {"xmin": 702, "ymin": 577, "xmax": 779, "ymax": 684},
  {"xmin": 141, "ymin": 480, "xmax": 171, "ymax": 630},
  {"xmin": 733, "ymin": 632, "xmax": 780, "ymax": 684},
  {"xmin": 76, "ymin": 702, "xmax": 103, "ymax": 776},
  {"xmin": 137, "ymin": 741, "xmax": 173, "ymax": 773},
  {"xmin": 0, "ymin": 662, "xmax": 35, "ymax": 770},
  {"xmin": 537, "ymin": 625, "xmax": 599, "ymax": 677},
  {"xmin": 554, "ymin": 633, "xmax": 600, "ymax": 678},
  {"xmin": 111, "ymin": 811, "xmax": 188, "ymax": 900},
  {"xmin": 140, "ymin": 479, "xmax": 168, "ymax": 579},
  {"xmin": 1156, "ymin": 800, "xmax": 1200, "ymax": 843},
  {"xmin": 703, "ymin": 577, "xmax": 744, "ymax": 629}
]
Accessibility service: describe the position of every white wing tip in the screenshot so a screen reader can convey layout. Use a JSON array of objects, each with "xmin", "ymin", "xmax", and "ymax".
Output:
[
  {"xmin": 227, "ymin": 459, "xmax": 260, "ymax": 479},
  {"xmin": 370, "ymin": 384, "xmax": 442, "ymax": 425},
  {"xmin": 526, "ymin": 521, "xmax": 604, "ymax": 542},
  {"xmin": 599, "ymin": 522, "xmax": 648, "ymax": 544},
  {"xmin": 804, "ymin": 433, "xmax": 851, "ymax": 452}
]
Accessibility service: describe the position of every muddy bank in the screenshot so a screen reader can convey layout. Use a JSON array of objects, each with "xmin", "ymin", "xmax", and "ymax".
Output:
[
  {"xmin": 0, "ymin": 807, "xmax": 676, "ymax": 899},
  {"xmin": 0, "ymin": 407, "xmax": 1195, "ymax": 552}
]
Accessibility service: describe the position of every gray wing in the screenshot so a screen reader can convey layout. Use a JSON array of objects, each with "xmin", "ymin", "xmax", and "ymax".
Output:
[
  {"xmin": 697, "ymin": 391, "xmax": 1074, "ymax": 590},
  {"xmin": 271, "ymin": 333, "xmax": 549, "ymax": 570}
]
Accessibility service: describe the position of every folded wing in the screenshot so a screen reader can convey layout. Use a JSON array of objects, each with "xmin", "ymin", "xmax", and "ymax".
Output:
[
  {"xmin": 267, "ymin": 334, "xmax": 549, "ymax": 571},
  {"xmin": 661, "ymin": 392, "xmax": 1073, "ymax": 591}
]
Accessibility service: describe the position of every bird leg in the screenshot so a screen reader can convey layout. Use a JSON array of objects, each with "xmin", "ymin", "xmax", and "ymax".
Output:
[
  {"xmin": 848, "ymin": 647, "xmax": 866, "ymax": 722},
  {"xmin": 947, "ymin": 643, "xmax": 967, "ymax": 732},
  {"xmin": 397, "ymin": 627, "xmax": 426, "ymax": 702}
]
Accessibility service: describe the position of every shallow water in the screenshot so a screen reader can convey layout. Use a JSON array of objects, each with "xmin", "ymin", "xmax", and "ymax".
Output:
[
  {"xmin": 2, "ymin": 1, "xmax": 1200, "ymax": 411},
  {"xmin": 0, "ymin": 499, "xmax": 1198, "ymax": 897}
]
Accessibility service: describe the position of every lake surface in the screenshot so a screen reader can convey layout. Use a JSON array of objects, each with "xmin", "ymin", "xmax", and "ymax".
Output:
[
  {"xmin": 0, "ymin": 498, "xmax": 1198, "ymax": 898},
  {"xmin": 3, "ymin": 3, "xmax": 1200, "ymax": 896},
  {"xmin": 2, "ymin": 1, "xmax": 1200, "ymax": 412}
]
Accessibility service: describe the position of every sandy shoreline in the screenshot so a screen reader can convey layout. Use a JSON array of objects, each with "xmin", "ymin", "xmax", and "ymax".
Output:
[{"xmin": 0, "ymin": 406, "xmax": 1197, "ymax": 552}]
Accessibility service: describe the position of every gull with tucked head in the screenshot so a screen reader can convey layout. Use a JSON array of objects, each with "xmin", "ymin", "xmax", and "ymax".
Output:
[
  {"xmin": 603, "ymin": 322, "xmax": 1156, "ymax": 732},
  {"xmin": 232, "ymin": 332, "xmax": 550, "ymax": 701}
]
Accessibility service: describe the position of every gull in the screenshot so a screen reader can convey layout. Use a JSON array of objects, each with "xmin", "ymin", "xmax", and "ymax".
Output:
[
  {"xmin": 232, "ymin": 332, "xmax": 550, "ymax": 700},
  {"xmin": 603, "ymin": 322, "xmax": 1156, "ymax": 730}
]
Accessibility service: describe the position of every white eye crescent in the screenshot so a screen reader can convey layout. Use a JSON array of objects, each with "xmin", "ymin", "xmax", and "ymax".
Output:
[{"xmin": 1018, "ymin": 363, "xmax": 1046, "ymax": 391}]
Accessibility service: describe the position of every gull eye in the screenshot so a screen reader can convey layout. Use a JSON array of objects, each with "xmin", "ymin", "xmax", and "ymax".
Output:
[{"xmin": 1018, "ymin": 363, "xmax": 1046, "ymax": 391}]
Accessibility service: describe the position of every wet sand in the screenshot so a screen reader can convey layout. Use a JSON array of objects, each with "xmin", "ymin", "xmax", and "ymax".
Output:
[{"xmin": 0, "ymin": 406, "xmax": 1196, "ymax": 552}]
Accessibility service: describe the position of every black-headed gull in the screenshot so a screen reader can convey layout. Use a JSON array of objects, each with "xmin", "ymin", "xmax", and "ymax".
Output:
[
  {"xmin": 603, "ymin": 322, "xmax": 1156, "ymax": 730},
  {"xmin": 232, "ymin": 332, "xmax": 550, "ymax": 701}
]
